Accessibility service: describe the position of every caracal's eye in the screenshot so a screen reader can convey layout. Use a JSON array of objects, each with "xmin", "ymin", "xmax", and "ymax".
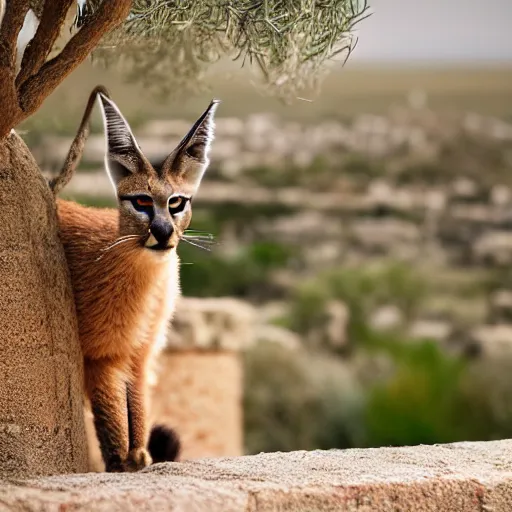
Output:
[
  {"xmin": 130, "ymin": 195, "xmax": 154, "ymax": 214},
  {"xmin": 168, "ymin": 196, "xmax": 188, "ymax": 215},
  {"xmin": 168, "ymin": 197, "xmax": 182, "ymax": 209},
  {"xmin": 136, "ymin": 197, "xmax": 153, "ymax": 207}
]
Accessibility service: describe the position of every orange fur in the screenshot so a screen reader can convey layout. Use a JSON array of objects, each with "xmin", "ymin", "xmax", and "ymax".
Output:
[{"xmin": 57, "ymin": 199, "xmax": 179, "ymax": 363}]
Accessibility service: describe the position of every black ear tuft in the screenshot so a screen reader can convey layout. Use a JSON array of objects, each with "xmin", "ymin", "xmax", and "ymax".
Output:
[
  {"xmin": 181, "ymin": 99, "xmax": 219, "ymax": 163},
  {"xmin": 97, "ymin": 92, "xmax": 143, "ymax": 187},
  {"xmin": 148, "ymin": 424, "xmax": 181, "ymax": 463},
  {"xmin": 97, "ymin": 93, "xmax": 139, "ymax": 156},
  {"xmin": 166, "ymin": 99, "xmax": 219, "ymax": 190},
  {"xmin": 186, "ymin": 142, "xmax": 205, "ymax": 160}
]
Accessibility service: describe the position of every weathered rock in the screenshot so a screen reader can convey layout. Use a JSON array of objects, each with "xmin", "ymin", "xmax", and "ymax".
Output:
[
  {"xmin": 409, "ymin": 319, "xmax": 453, "ymax": 342},
  {"xmin": 261, "ymin": 211, "xmax": 343, "ymax": 242},
  {"xmin": 255, "ymin": 324, "xmax": 301, "ymax": 350},
  {"xmin": 367, "ymin": 180, "xmax": 415, "ymax": 210},
  {"xmin": 142, "ymin": 119, "xmax": 194, "ymax": 138},
  {"xmin": 490, "ymin": 184, "xmax": 511, "ymax": 206},
  {"xmin": 2, "ymin": 441, "xmax": 512, "ymax": 511},
  {"xmin": 214, "ymin": 118, "xmax": 245, "ymax": 137},
  {"xmin": 470, "ymin": 324, "xmax": 512, "ymax": 357},
  {"xmin": 350, "ymin": 218, "xmax": 420, "ymax": 257},
  {"xmin": 166, "ymin": 297, "xmax": 256, "ymax": 352},
  {"xmin": 473, "ymin": 231, "xmax": 512, "ymax": 266},
  {"xmin": 451, "ymin": 177, "xmax": 480, "ymax": 202},
  {"xmin": 370, "ymin": 305, "xmax": 404, "ymax": 332},
  {"xmin": 258, "ymin": 301, "xmax": 289, "ymax": 324},
  {"xmin": 489, "ymin": 290, "xmax": 512, "ymax": 323},
  {"xmin": 324, "ymin": 300, "xmax": 350, "ymax": 349}
]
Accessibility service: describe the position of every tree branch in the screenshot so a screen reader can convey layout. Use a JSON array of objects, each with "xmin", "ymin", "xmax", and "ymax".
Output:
[
  {"xmin": 0, "ymin": 0, "xmax": 30, "ymax": 138},
  {"xmin": 18, "ymin": 0, "xmax": 132, "ymax": 119},
  {"xmin": 0, "ymin": 0, "xmax": 29, "ymax": 69},
  {"xmin": 15, "ymin": 0, "xmax": 75, "ymax": 87}
]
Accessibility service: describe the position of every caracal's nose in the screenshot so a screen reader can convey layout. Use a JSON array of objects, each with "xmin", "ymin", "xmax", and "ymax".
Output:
[{"xmin": 148, "ymin": 218, "xmax": 173, "ymax": 247}]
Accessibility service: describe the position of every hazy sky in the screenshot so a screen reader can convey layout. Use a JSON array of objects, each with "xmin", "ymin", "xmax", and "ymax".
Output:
[{"xmin": 351, "ymin": 0, "xmax": 512, "ymax": 63}]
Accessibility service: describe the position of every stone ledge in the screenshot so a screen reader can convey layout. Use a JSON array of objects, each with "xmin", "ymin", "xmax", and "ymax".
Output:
[{"xmin": 2, "ymin": 440, "xmax": 512, "ymax": 511}]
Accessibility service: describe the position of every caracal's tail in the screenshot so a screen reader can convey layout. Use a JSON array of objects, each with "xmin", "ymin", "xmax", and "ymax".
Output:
[{"xmin": 49, "ymin": 85, "xmax": 111, "ymax": 195}]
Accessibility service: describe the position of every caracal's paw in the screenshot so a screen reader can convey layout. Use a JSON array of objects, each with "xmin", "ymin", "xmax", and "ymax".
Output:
[
  {"xmin": 105, "ymin": 454, "xmax": 125, "ymax": 473},
  {"xmin": 124, "ymin": 447, "xmax": 153, "ymax": 472}
]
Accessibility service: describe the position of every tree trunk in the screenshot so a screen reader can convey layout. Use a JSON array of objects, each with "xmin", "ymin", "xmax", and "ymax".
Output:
[{"xmin": 0, "ymin": 132, "xmax": 87, "ymax": 477}]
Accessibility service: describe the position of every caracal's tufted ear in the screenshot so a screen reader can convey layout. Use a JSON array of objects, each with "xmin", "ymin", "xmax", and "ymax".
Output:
[
  {"xmin": 97, "ymin": 92, "xmax": 145, "ymax": 189},
  {"xmin": 164, "ymin": 99, "xmax": 219, "ymax": 192}
]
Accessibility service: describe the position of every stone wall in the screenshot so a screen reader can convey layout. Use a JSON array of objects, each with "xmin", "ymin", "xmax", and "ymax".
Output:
[
  {"xmin": 3, "ymin": 440, "xmax": 512, "ymax": 511},
  {"xmin": 151, "ymin": 351, "xmax": 242, "ymax": 460}
]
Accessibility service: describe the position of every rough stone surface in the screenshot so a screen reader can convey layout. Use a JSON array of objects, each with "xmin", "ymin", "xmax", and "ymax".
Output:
[
  {"xmin": 0, "ymin": 133, "xmax": 87, "ymax": 477},
  {"xmin": 151, "ymin": 351, "xmax": 243, "ymax": 460},
  {"xmin": 2, "ymin": 440, "xmax": 512, "ymax": 511}
]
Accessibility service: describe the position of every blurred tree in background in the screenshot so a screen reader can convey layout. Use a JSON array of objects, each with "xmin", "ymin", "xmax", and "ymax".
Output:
[{"xmin": 79, "ymin": 0, "xmax": 370, "ymax": 100}]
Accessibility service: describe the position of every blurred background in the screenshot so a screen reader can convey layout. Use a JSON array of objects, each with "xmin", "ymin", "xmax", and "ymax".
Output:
[{"xmin": 23, "ymin": 0, "xmax": 512, "ymax": 455}]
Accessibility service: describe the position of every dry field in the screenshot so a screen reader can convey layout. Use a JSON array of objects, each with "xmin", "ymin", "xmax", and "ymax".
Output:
[{"xmin": 21, "ymin": 62, "xmax": 512, "ymax": 137}]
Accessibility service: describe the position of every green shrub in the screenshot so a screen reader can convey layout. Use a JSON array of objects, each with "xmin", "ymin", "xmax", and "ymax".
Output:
[
  {"xmin": 363, "ymin": 340, "xmax": 472, "ymax": 447},
  {"xmin": 243, "ymin": 341, "xmax": 364, "ymax": 454},
  {"xmin": 342, "ymin": 154, "xmax": 385, "ymax": 181},
  {"xmin": 328, "ymin": 261, "xmax": 427, "ymax": 319},
  {"xmin": 244, "ymin": 157, "xmax": 335, "ymax": 191},
  {"xmin": 458, "ymin": 357, "xmax": 512, "ymax": 441},
  {"xmin": 243, "ymin": 334, "xmax": 512, "ymax": 453},
  {"xmin": 287, "ymin": 282, "xmax": 330, "ymax": 335},
  {"xmin": 248, "ymin": 241, "xmax": 292, "ymax": 269},
  {"xmin": 179, "ymin": 240, "xmax": 293, "ymax": 298},
  {"xmin": 287, "ymin": 261, "xmax": 428, "ymax": 343},
  {"xmin": 245, "ymin": 165, "xmax": 301, "ymax": 188}
]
